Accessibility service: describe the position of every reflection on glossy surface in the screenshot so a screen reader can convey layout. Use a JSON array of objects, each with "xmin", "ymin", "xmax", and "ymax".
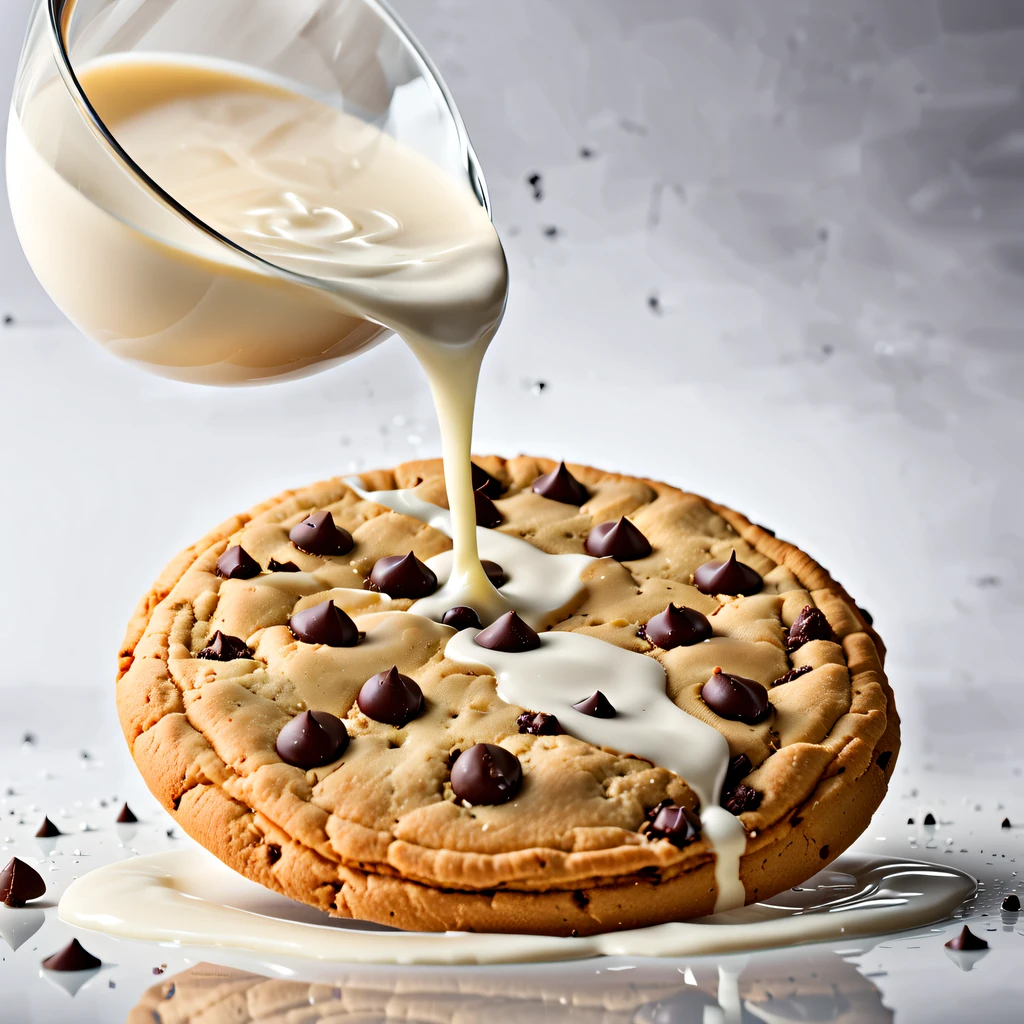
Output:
[{"xmin": 0, "ymin": 904, "xmax": 44, "ymax": 951}]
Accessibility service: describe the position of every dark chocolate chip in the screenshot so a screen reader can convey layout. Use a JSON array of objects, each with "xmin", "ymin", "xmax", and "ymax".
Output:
[
  {"xmin": 876, "ymin": 750, "xmax": 893, "ymax": 771},
  {"xmin": 475, "ymin": 611, "xmax": 541, "ymax": 653},
  {"xmin": 35, "ymin": 817, "xmax": 61, "ymax": 838},
  {"xmin": 289, "ymin": 510, "xmax": 353, "ymax": 556},
  {"xmin": 532, "ymin": 462, "xmax": 588, "ymax": 505},
  {"xmin": 526, "ymin": 172, "xmax": 543, "ymax": 200},
  {"xmin": 42, "ymin": 939, "xmax": 102, "ymax": 972},
  {"xmin": 517, "ymin": 711, "xmax": 562, "ymax": 736},
  {"xmin": 724, "ymin": 753, "xmax": 752, "ymax": 791},
  {"xmin": 471, "ymin": 462, "xmax": 503, "ymax": 499},
  {"xmin": 289, "ymin": 600, "xmax": 361, "ymax": 647},
  {"xmin": 702, "ymin": 667, "xmax": 771, "ymax": 724},
  {"xmin": 482, "ymin": 560, "xmax": 506, "ymax": 588},
  {"xmin": 357, "ymin": 666, "xmax": 424, "ymax": 727},
  {"xmin": 693, "ymin": 550, "xmax": 762, "ymax": 596},
  {"xmin": 0, "ymin": 857, "xmax": 46, "ymax": 906},
  {"xmin": 787, "ymin": 605, "xmax": 835, "ymax": 650},
  {"xmin": 572, "ymin": 691, "xmax": 616, "ymax": 718},
  {"xmin": 216, "ymin": 545, "xmax": 261, "ymax": 580},
  {"xmin": 1002, "ymin": 817, "xmax": 1012, "ymax": 828},
  {"xmin": 474, "ymin": 488, "xmax": 503, "ymax": 528},
  {"xmin": 924, "ymin": 813, "xmax": 937, "ymax": 826},
  {"xmin": 276, "ymin": 710, "xmax": 349, "ymax": 769},
  {"xmin": 115, "ymin": 803, "xmax": 137, "ymax": 824},
  {"xmin": 197, "ymin": 630, "xmax": 251, "ymax": 661},
  {"xmin": 773, "ymin": 665, "xmax": 812, "ymax": 686},
  {"xmin": 1002, "ymin": 894, "xmax": 1021, "ymax": 913},
  {"xmin": 585, "ymin": 517, "xmax": 652, "ymax": 560},
  {"xmin": 723, "ymin": 783, "xmax": 762, "ymax": 815},
  {"xmin": 642, "ymin": 604, "xmax": 712, "ymax": 650},
  {"xmin": 908, "ymin": 818, "xmax": 915, "ymax": 825},
  {"xmin": 450, "ymin": 743, "xmax": 522, "ymax": 805},
  {"xmin": 369, "ymin": 552, "xmax": 437, "ymax": 599},
  {"xmin": 945, "ymin": 926, "xmax": 988, "ymax": 951},
  {"xmin": 267, "ymin": 558, "xmax": 301, "ymax": 573},
  {"xmin": 442, "ymin": 606, "xmax": 482, "ymax": 630},
  {"xmin": 857, "ymin": 605, "xmax": 874, "ymax": 626},
  {"xmin": 819, "ymin": 845, "xmax": 831, "ymax": 860},
  {"xmin": 647, "ymin": 802, "xmax": 701, "ymax": 848}
]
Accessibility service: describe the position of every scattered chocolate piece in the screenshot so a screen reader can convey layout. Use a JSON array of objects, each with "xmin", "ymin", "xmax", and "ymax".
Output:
[
  {"xmin": 517, "ymin": 711, "xmax": 562, "ymax": 736},
  {"xmin": 876, "ymin": 750, "xmax": 893, "ymax": 771},
  {"xmin": 572, "ymin": 691, "xmax": 616, "ymax": 718},
  {"xmin": 276, "ymin": 710, "xmax": 349, "ymax": 769},
  {"xmin": 357, "ymin": 667, "xmax": 424, "ymax": 727},
  {"xmin": 1002, "ymin": 817, "xmax": 1012, "ymax": 829},
  {"xmin": 482, "ymin": 560, "xmax": 506, "ymax": 588},
  {"xmin": 474, "ymin": 488, "xmax": 503, "ymax": 528},
  {"xmin": 0, "ymin": 857, "xmax": 46, "ymax": 906},
  {"xmin": 907, "ymin": 818, "xmax": 915, "ymax": 825},
  {"xmin": 526, "ymin": 172, "xmax": 543, "ymax": 200},
  {"xmin": 369, "ymin": 552, "xmax": 438, "ymax": 599},
  {"xmin": 289, "ymin": 601, "xmax": 360, "ymax": 647},
  {"xmin": 450, "ymin": 744, "xmax": 522, "ymax": 805},
  {"xmin": 475, "ymin": 611, "xmax": 541, "ymax": 653},
  {"xmin": 35, "ymin": 817, "xmax": 61, "ymax": 838},
  {"xmin": 442, "ymin": 606, "xmax": 482, "ymax": 630},
  {"xmin": 42, "ymin": 939, "xmax": 102, "ymax": 972},
  {"xmin": 532, "ymin": 462, "xmax": 588, "ymax": 505},
  {"xmin": 701, "ymin": 667, "xmax": 771, "ymax": 724},
  {"xmin": 693, "ymin": 550, "xmax": 762, "ymax": 596},
  {"xmin": 723, "ymin": 783, "xmax": 762, "ymax": 816},
  {"xmin": 724, "ymin": 753, "xmax": 752, "ymax": 790},
  {"xmin": 289, "ymin": 510, "xmax": 353, "ymax": 556},
  {"xmin": 944, "ymin": 926, "xmax": 988, "ymax": 951},
  {"xmin": 647, "ymin": 802, "xmax": 701, "ymax": 848},
  {"xmin": 924, "ymin": 813, "xmax": 937, "ymax": 826},
  {"xmin": 819, "ymin": 845, "xmax": 831, "ymax": 860},
  {"xmin": 773, "ymin": 664, "xmax": 812, "ymax": 686},
  {"xmin": 642, "ymin": 604, "xmax": 711, "ymax": 649},
  {"xmin": 115, "ymin": 803, "xmax": 138, "ymax": 824},
  {"xmin": 585, "ymin": 517, "xmax": 652, "ymax": 560},
  {"xmin": 267, "ymin": 558, "xmax": 301, "ymax": 573},
  {"xmin": 471, "ymin": 462, "xmax": 503, "ymax": 498},
  {"xmin": 1002, "ymin": 894, "xmax": 1020, "ymax": 913},
  {"xmin": 787, "ymin": 605, "xmax": 835, "ymax": 650},
  {"xmin": 197, "ymin": 630, "xmax": 251, "ymax": 661},
  {"xmin": 216, "ymin": 545, "xmax": 261, "ymax": 580},
  {"xmin": 857, "ymin": 605, "xmax": 874, "ymax": 626}
]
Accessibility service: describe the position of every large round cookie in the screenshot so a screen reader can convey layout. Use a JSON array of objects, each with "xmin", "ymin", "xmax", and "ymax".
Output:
[{"xmin": 117, "ymin": 457, "xmax": 898, "ymax": 936}]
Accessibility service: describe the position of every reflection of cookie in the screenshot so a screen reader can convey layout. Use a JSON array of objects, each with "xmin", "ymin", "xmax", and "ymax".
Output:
[{"xmin": 117, "ymin": 457, "xmax": 897, "ymax": 935}]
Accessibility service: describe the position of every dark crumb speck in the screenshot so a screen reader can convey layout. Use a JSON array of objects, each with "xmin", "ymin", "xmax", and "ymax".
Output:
[
  {"xmin": 907, "ymin": 817, "xmax": 915, "ymax": 825},
  {"xmin": 108, "ymin": 980, "xmax": 116, "ymax": 988},
  {"xmin": 876, "ymin": 750, "xmax": 893, "ymax": 771},
  {"xmin": 543, "ymin": 225, "xmax": 560, "ymax": 239},
  {"xmin": 647, "ymin": 293, "xmax": 662, "ymax": 316},
  {"xmin": 819, "ymin": 845, "xmax": 830, "ymax": 860},
  {"xmin": 773, "ymin": 665, "xmax": 812, "ymax": 687},
  {"xmin": 923, "ymin": 813, "xmax": 937, "ymax": 826},
  {"xmin": 1002, "ymin": 817, "xmax": 1012, "ymax": 828},
  {"xmin": 2, "ymin": 314, "xmax": 14, "ymax": 327},
  {"xmin": 529, "ymin": 380, "xmax": 547, "ymax": 396},
  {"xmin": 579, "ymin": 146, "xmax": 595, "ymax": 159},
  {"xmin": 153, "ymin": 967, "xmax": 164, "ymax": 975},
  {"xmin": 976, "ymin": 575, "xmax": 1001, "ymax": 589},
  {"xmin": 22, "ymin": 733, "xmax": 36, "ymax": 745},
  {"xmin": 526, "ymin": 172, "xmax": 543, "ymax": 200}
]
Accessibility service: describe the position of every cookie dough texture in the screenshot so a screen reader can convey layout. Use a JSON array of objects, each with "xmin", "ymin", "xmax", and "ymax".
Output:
[{"xmin": 117, "ymin": 457, "xmax": 898, "ymax": 936}]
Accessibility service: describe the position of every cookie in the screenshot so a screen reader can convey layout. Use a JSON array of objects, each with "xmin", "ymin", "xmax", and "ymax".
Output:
[{"xmin": 117, "ymin": 457, "xmax": 897, "ymax": 935}]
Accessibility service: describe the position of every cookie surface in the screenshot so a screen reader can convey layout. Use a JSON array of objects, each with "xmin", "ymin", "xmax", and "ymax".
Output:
[{"xmin": 117, "ymin": 457, "xmax": 898, "ymax": 935}]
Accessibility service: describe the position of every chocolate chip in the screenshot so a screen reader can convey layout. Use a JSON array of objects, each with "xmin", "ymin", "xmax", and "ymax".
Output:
[
  {"xmin": 693, "ymin": 550, "xmax": 762, "ymax": 596},
  {"xmin": 702, "ymin": 668, "xmax": 771, "ymax": 724},
  {"xmin": 724, "ymin": 753, "xmax": 752, "ymax": 790},
  {"xmin": 517, "ymin": 711, "xmax": 562, "ymax": 736},
  {"xmin": 773, "ymin": 665, "xmax": 812, "ymax": 686},
  {"xmin": 357, "ymin": 667, "xmax": 424, "ymax": 727},
  {"xmin": 923, "ymin": 813, "xmax": 937, "ymax": 826},
  {"xmin": 647, "ymin": 802, "xmax": 701, "ymax": 848},
  {"xmin": 585, "ymin": 517, "xmax": 652, "ymax": 560},
  {"xmin": 474, "ymin": 488, "xmax": 503, "ymax": 528},
  {"xmin": 876, "ymin": 751, "xmax": 893, "ymax": 771},
  {"xmin": 42, "ymin": 939, "xmax": 102, "ymax": 971},
  {"xmin": 1002, "ymin": 894, "xmax": 1020, "ymax": 913},
  {"xmin": 471, "ymin": 462, "xmax": 503, "ymax": 498},
  {"xmin": 35, "ymin": 817, "xmax": 61, "ymax": 838},
  {"xmin": 197, "ymin": 630, "xmax": 251, "ymax": 661},
  {"xmin": 482, "ymin": 560, "xmax": 506, "ymax": 588},
  {"xmin": 267, "ymin": 558, "xmax": 301, "ymax": 573},
  {"xmin": 475, "ymin": 611, "xmax": 541, "ymax": 653},
  {"xmin": 945, "ymin": 926, "xmax": 988, "ymax": 951},
  {"xmin": 532, "ymin": 462, "xmax": 588, "ymax": 505},
  {"xmin": 787, "ymin": 605, "xmax": 835, "ymax": 650},
  {"xmin": 450, "ymin": 744, "xmax": 522, "ymax": 805},
  {"xmin": 819, "ymin": 845, "xmax": 831, "ymax": 860},
  {"xmin": 857, "ymin": 605, "xmax": 874, "ymax": 626},
  {"xmin": 216, "ymin": 545, "xmax": 261, "ymax": 580},
  {"xmin": 115, "ymin": 803, "xmax": 137, "ymax": 824},
  {"xmin": 276, "ymin": 710, "xmax": 349, "ymax": 769},
  {"xmin": 442, "ymin": 606, "xmax": 482, "ymax": 630},
  {"xmin": 1002, "ymin": 817, "xmax": 1012, "ymax": 828},
  {"xmin": 0, "ymin": 857, "xmax": 46, "ymax": 906},
  {"xmin": 289, "ymin": 510, "xmax": 353, "ymax": 556},
  {"xmin": 642, "ymin": 604, "xmax": 712, "ymax": 650},
  {"xmin": 572, "ymin": 691, "xmax": 616, "ymax": 718},
  {"xmin": 369, "ymin": 552, "xmax": 437, "ymax": 599},
  {"xmin": 723, "ymin": 783, "xmax": 762, "ymax": 815},
  {"xmin": 908, "ymin": 818, "xmax": 915, "ymax": 825},
  {"xmin": 289, "ymin": 600, "xmax": 361, "ymax": 647}
]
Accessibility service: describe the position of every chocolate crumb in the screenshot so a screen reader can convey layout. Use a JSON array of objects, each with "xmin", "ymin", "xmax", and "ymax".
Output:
[
  {"xmin": 1001, "ymin": 817, "xmax": 1012, "ymax": 828},
  {"xmin": 517, "ymin": 711, "xmax": 562, "ymax": 736},
  {"xmin": 773, "ymin": 665, "xmax": 812, "ymax": 686},
  {"xmin": 876, "ymin": 751, "xmax": 893, "ymax": 771},
  {"xmin": 924, "ymin": 813, "xmax": 937, "ymax": 826},
  {"xmin": 543, "ymin": 225, "xmax": 560, "ymax": 238},
  {"xmin": 579, "ymin": 146, "xmax": 594, "ymax": 159},
  {"xmin": 819, "ymin": 845, "xmax": 830, "ymax": 860},
  {"xmin": 723, "ymin": 784, "xmax": 762, "ymax": 816},
  {"xmin": 907, "ymin": 818, "xmax": 915, "ymax": 825},
  {"xmin": 2, "ymin": 314, "xmax": 14, "ymax": 326},
  {"xmin": 572, "ymin": 889, "xmax": 590, "ymax": 910},
  {"xmin": 526, "ymin": 172, "xmax": 543, "ymax": 200}
]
